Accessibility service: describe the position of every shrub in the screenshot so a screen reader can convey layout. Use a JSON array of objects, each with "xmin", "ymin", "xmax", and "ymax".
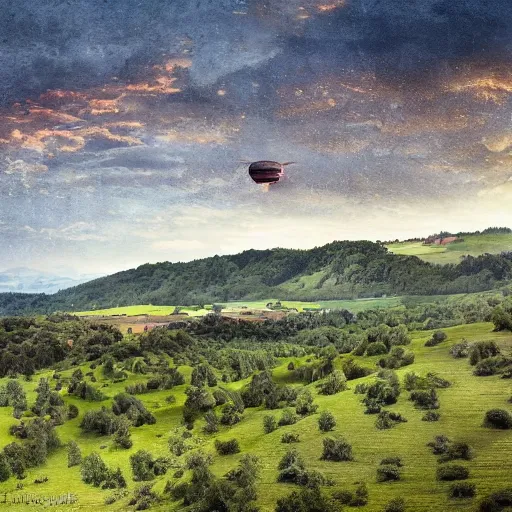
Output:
[
  {"xmin": 81, "ymin": 452, "xmax": 109, "ymax": 487},
  {"xmin": 277, "ymin": 448, "xmax": 307, "ymax": 484},
  {"xmin": 366, "ymin": 342, "xmax": 389, "ymax": 356},
  {"xmin": 281, "ymin": 432, "xmax": 300, "ymax": 443},
  {"xmin": 318, "ymin": 370, "xmax": 347, "ymax": 395},
  {"xmin": 279, "ymin": 408, "xmax": 299, "ymax": 426},
  {"xmin": 220, "ymin": 403, "xmax": 242, "ymax": 426},
  {"xmin": 67, "ymin": 404, "xmax": 79, "ymax": 419},
  {"xmin": 342, "ymin": 359, "xmax": 374, "ymax": 380},
  {"xmin": 263, "ymin": 415, "xmax": 278, "ymax": 434},
  {"xmin": 354, "ymin": 383, "xmax": 368, "ymax": 394},
  {"xmin": 112, "ymin": 394, "xmax": 156, "ymax": 427},
  {"xmin": 409, "ymin": 389, "xmax": 439, "ymax": 409},
  {"xmin": 321, "ymin": 437, "xmax": 354, "ymax": 462},
  {"xmin": 483, "ymin": 409, "xmax": 512, "ymax": 429},
  {"xmin": 469, "ymin": 341, "xmax": 501, "ymax": 365},
  {"xmin": 450, "ymin": 340, "xmax": 470, "ymax": 358},
  {"xmin": 383, "ymin": 497, "xmax": 406, "ymax": 512},
  {"xmin": 422, "ymin": 411, "xmax": 440, "ymax": 422},
  {"xmin": 474, "ymin": 357, "xmax": 512, "ymax": 376},
  {"xmin": 375, "ymin": 411, "xmax": 407, "ymax": 430},
  {"xmin": 377, "ymin": 465, "xmax": 401, "ymax": 482},
  {"xmin": 439, "ymin": 442, "xmax": 474, "ymax": 462},
  {"xmin": 203, "ymin": 411, "xmax": 219, "ymax": 434},
  {"xmin": 427, "ymin": 435, "xmax": 451, "ymax": 455},
  {"xmin": 478, "ymin": 488, "xmax": 512, "ymax": 511},
  {"xmin": 67, "ymin": 441, "xmax": 82, "ymax": 467},
  {"xmin": 0, "ymin": 454, "xmax": 11, "ymax": 482},
  {"xmin": 380, "ymin": 457, "xmax": 402, "ymax": 467},
  {"xmin": 80, "ymin": 408, "xmax": 118, "ymax": 435},
  {"xmin": 436, "ymin": 464, "xmax": 469, "ymax": 481},
  {"xmin": 215, "ymin": 439, "xmax": 240, "ymax": 455},
  {"xmin": 425, "ymin": 331, "xmax": 447, "ymax": 347},
  {"xmin": 318, "ymin": 411, "xmax": 336, "ymax": 432},
  {"xmin": 276, "ymin": 487, "xmax": 337, "ymax": 512},
  {"xmin": 295, "ymin": 389, "xmax": 318, "ymax": 416},
  {"xmin": 449, "ymin": 482, "xmax": 476, "ymax": 499},
  {"xmin": 168, "ymin": 436, "xmax": 189, "ymax": 457}
]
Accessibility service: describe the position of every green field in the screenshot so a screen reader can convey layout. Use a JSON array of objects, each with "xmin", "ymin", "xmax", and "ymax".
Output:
[
  {"xmin": 0, "ymin": 322, "xmax": 511, "ymax": 510},
  {"xmin": 386, "ymin": 233, "xmax": 512, "ymax": 264},
  {"xmin": 74, "ymin": 294, "xmax": 486, "ymax": 318}
]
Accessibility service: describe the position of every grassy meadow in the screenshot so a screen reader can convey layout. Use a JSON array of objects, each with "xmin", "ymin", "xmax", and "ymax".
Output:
[
  {"xmin": 386, "ymin": 233, "xmax": 512, "ymax": 265},
  {"xmin": 0, "ymin": 322, "xmax": 510, "ymax": 510}
]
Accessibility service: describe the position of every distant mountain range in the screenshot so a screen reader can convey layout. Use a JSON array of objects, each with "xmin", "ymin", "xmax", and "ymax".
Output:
[
  {"xmin": 0, "ymin": 268, "xmax": 102, "ymax": 295},
  {"xmin": 1, "ymin": 229, "xmax": 512, "ymax": 316}
]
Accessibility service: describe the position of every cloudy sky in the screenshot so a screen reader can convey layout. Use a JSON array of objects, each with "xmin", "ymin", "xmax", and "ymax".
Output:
[{"xmin": 1, "ymin": 0, "xmax": 512, "ymax": 276}]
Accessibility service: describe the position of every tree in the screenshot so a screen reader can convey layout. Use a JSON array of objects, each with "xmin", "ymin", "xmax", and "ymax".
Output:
[
  {"xmin": 263, "ymin": 415, "xmax": 278, "ymax": 434},
  {"xmin": 318, "ymin": 370, "xmax": 347, "ymax": 395},
  {"xmin": 296, "ymin": 389, "xmax": 318, "ymax": 416},
  {"xmin": 130, "ymin": 450, "xmax": 155, "ymax": 481},
  {"xmin": 321, "ymin": 437, "xmax": 354, "ymax": 461},
  {"xmin": 67, "ymin": 441, "xmax": 82, "ymax": 467},
  {"xmin": 81, "ymin": 452, "xmax": 109, "ymax": 487},
  {"xmin": 483, "ymin": 409, "xmax": 512, "ymax": 429},
  {"xmin": 318, "ymin": 411, "xmax": 336, "ymax": 432},
  {"xmin": 113, "ymin": 416, "xmax": 133, "ymax": 448},
  {"xmin": 0, "ymin": 453, "xmax": 11, "ymax": 482}
]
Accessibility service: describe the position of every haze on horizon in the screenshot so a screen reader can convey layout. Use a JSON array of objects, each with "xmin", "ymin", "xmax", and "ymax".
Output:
[{"xmin": 1, "ymin": 0, "xmax": 512, "ymax": 276}]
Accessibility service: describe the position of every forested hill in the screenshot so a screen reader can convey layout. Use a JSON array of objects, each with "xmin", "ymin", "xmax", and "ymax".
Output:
[{"xmin": 2, "ymin": 240, "xmax": 512, "ymax": 315}]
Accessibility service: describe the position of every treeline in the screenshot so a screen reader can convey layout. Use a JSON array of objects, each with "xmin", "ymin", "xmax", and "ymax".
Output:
[{"xmin": 3, "ymin": 239, "xmax": 512, "ymax": 314}]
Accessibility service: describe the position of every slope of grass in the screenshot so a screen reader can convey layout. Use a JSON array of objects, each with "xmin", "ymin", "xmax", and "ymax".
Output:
[
  {"xmin": 0, "ymin": 323, "xmax": 510, "ymax": 511},
  {"xmin": 387, "ymin": 233, "xmax": 512, "ymax": 264}
]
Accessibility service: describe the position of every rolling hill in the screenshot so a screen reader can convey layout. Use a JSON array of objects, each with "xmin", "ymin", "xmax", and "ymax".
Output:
[{"xmin": 2, "ymin": 231, "xmax": 512, "ymax": 316}]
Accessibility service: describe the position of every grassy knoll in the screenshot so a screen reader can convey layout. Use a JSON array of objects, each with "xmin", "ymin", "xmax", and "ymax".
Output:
[
  {"xmin": 387, "ymin": 233, "xmax": 512, "ymax": 264},
  {"xmin": 0, "ymin": 322, "xmax": 510, "ymax": 510}
]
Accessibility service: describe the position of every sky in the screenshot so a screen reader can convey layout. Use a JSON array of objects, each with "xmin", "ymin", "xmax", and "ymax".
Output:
[{"xmin": 1, "ymin": 0, "xmax": 512, "ymax": 276}]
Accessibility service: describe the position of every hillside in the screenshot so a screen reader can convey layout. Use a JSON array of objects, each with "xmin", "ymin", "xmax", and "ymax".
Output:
[
  {"xmin": 3, "ymin": 237, "xmax": 512, "ymax": 315},
  {"xmin": 386, "ymin": 231, "xmax": 512, "ymax": 265},
  {"xmin": 0, "ymin": 311, "xmax": 511, "ymax": 511}
]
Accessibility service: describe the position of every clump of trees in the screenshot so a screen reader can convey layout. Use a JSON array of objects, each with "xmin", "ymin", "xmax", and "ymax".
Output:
[
  {"xmin": 0, "ymin": 380, "xmax": 27, "ymax": 418},
  {"xmin": 478, "ymin": 488, "xmax": 512, "ymax": 510},
  {"xmin": 375, "ymin": 411, "xmax": 407, "ymax": 430},
  {"xmin": 321, "ymin": 437, "xmax": 354, "ymax": 462},
  {"xmin": 81, "ymin": 452, "xmax": 126, "ymax": 489},
  {"xmin": 427, "ymin": 436, "xmax": 474, "ymax": 462},
  {"xmin": 317, "ymin": 370, "xmax": 347, "ymax": 395},
  {"xmin": 130, "ymin": 450, "xmax": 170, "ymax": 481},
  {"xmin": 383, "ymin": 497, "xmax": 406, "ymax": 511},
  {"xmin": 332, "ymin": 482, "xmax": 369, "ymax": 507},
  {"xmin": 409, "ymin": 389, "xmax": 440, "ymax": 410},
  {"xmin": 378, "ymin": 347, "xmax": 415, "ymax": 369},
  {"xmin": 214, "ymin": 439, "xmax": 240, "ymax": 455},
  {"xmin": 362, "ymin": 370, "xmax": 401, "ymax": 414},
  {"xmin": 281, "ymin": 432, "xmax": 300, "ymax": 443}
]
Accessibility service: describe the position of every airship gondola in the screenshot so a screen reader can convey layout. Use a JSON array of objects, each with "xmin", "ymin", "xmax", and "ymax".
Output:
[{"xmin": 247, "ymin": 160, "xmax": 295, "ymax": 185}]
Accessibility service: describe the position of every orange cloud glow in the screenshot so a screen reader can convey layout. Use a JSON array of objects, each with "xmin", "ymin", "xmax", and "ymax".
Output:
[{"xmin": 449, "ymin": 75, "xmax": 512, "ymax": 104}]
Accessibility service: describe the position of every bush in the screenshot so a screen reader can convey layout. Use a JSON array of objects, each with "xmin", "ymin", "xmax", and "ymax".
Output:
[
  {"xmin": 276, "ymin": 487, "xmax": 337, "ymax": 512},
  {"xmin": 81, "ymin": 452, "xmax": 109, "ymax": 487},
  {"xmin": 318, "ymin": 370, "xmax": 347, "ymax": 395},
  {"xmin": 279, "ymin": 408, "xmax": 299, "ymax": 426},
  {"xmin": 202, "ymin": 411, "xmax": 219, "ymax": 434},
  {"xmin": 321, "ymin": 437, "xmax": 354, "ymax": 462},
  {"xmin": 409, "ymin": 389, "xmax": 439, "ymax": 409},
  {"xmin": 422, "ymin": 411, "xmax": 440, "ymax": 422},
  {"xmin": 67, "ymin": 441, "xmax": 81, "ymax": 467},
  {"xmin": 215, "ymin": 439, "xmax": 240, "ymax": 456},
  {"xmin": 263, "ymin": 415, "xmax": 278, "ymax": 434},
  {"xmin": 377, "ymin": 465, "xmax": 401, "ymax": 482},
  {"xmin": 469, "ymin": 341, "xmax": 501, "ymax": 365},
  {"xmin": 67, "ymin": 404, "xmax": 79, "ymax": 419},
  {"xmin": 483, "ymin": 409, "xmax": 512, "ymax": 429},
  {"xmin": 354, "ymin": 383, "xmax": 368, "ymax": 394},
  {"xmin": 425, "ymin": 331, "xmax": 447, "ymax": 347},
  {"xmin": 342, "ymin": 359, "xmax": 374, "ymax": 380},
  {"xmin": 427, "ymin": 435, "xmax": 451, "ymax": 455},
  {"xmin": 436, "ymin": 464, "xmax": 469, "ymax": 481},
  {"xmin": 474, "ymin": 357, "xmax": 512, "ymax": 376},
  {"xmin": 366, "ymin": 342, "xmax": 389, "ymax": 356},
  {"xmin": 383, "ymin": 497, "xmax": 406, "ymax": 512},
  {"xmin": 449, "ymin": 482, "xmax": 476, "ymax": 499},
  {"xmin": 277, "ymin": 448, "xmax": 307, "ymax": 484},
  {"xmin": 318, "ymin": 411, "xmax": 336, "ymax": 432},
  {"xmin": 439, "ymin": 442, "xmax": 474, "ymax": 462},
  {"xmin": 375, "ymin": 411, "xmax": 407, "ymax": 430},
  {"xmin": 281, "ymin": 432, "xmax": 300, "ymax": 443},
  {"xmin": 478, "ymin": 488, "xmax": 512, "ymax": 511},
  {"xmin": 450, "ymin": 340, "xmax": 470, "ymax": 358},
  {"xmin": 295, "ymin": 389, "xmax": 318, "ymax": 416}
]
